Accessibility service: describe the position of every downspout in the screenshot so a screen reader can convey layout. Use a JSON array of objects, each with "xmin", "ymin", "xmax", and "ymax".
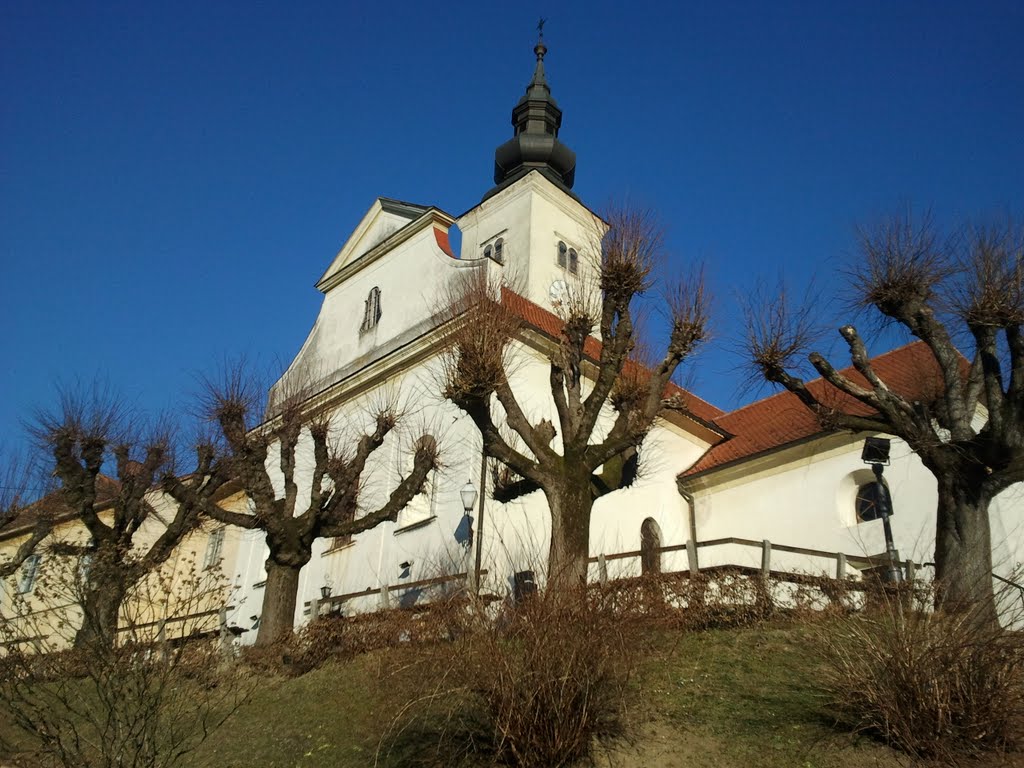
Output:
[{"xmin": 679, "ymin": 484, "xmax": 699, "ymax": 546}]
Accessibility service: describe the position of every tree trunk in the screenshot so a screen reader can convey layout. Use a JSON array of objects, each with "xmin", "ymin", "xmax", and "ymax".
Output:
[
  {"xmin": 74, "ymin": 577, "xmax": 127, "ymax": 650},
  {"xmin": 255, "ymin": 556, "xmax": 305, "ymax": 647},
  {"xmin": 933, "ymin": 471, "xmax": 997, "ymax": 622},
  {"xmin": 546, "ymin": 481, "xmax": 594, "ymax": 591}
]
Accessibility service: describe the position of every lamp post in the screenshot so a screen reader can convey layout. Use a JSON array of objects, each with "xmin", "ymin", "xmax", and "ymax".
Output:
[
  {"xmin": 461, "ymin": 479, "xmax": 479, "ymax": 593},
  {"xmin": 861, "ymin": 437, "xmax": 904, "ymax": 583}
]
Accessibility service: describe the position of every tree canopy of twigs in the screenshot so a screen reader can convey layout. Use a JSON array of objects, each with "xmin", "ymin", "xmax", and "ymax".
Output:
[
  {"xmin": 441, "ymin": 205, "xmax": 709, "ymax": 588},
  {"xmin": 0, "ymin": 450, "xmax": 54, "ymax": 579},
  {"xmin": 165, "ymin": 364, "xmax": 439, "ymax": 646},
  {"xmin": 26, "ymin": 387, "xmax": 232, "ymax": 648},
  {"xmin": 744, "ymin": 211, "xmax": 1023, "ymax": 618}
]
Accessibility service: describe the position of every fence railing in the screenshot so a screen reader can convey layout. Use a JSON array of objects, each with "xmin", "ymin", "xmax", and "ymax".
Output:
[
  {"xmin": 312, "ymin": 570, "xmax": 489, "ymax": 618},
  {"xmin": 588, "ymin": 537, "xmax": 923, "ymax": 589}
]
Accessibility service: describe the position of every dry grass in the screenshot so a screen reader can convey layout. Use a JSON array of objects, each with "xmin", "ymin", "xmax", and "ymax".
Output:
[
  {"xmin": 816, "ymin": 588, "xmax": 1024, "ymax": 762},
  {"xmin": 377, "ymin": 587, "xmax": 640, "ymax": 768}
]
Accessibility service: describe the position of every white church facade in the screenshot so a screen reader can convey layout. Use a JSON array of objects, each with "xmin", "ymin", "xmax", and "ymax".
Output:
[{"xmin": 211, "ymin": 37, "xmax": 1023, "ymax": 641}]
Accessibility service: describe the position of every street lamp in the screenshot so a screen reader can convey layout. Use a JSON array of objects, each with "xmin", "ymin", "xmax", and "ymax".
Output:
[
  {"xmin": 861, "ymin": 437, "xmax": 904, "ymax": 583},
  {"xmin": 460, "ymin": 480, "xmax": 478, "ymax": 515},
  {"xmin": 320, "ymin": 584, "xmax": 332, "ymax": 600}
]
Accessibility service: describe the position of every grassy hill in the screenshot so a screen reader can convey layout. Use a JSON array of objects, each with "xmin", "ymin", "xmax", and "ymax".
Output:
[
  {"xmin": 3, "ymin": 616, "xmax": 1020, "ymax": 768},
  {"xmin": 187, "ymin": 622, "xmax": 916, "ymax": 768}
]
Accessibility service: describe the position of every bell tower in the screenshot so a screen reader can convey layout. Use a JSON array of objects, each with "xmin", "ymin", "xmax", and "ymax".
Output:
[{"xmin": 458, "ymin": 29, "xmax": 604, "ymax": 310}]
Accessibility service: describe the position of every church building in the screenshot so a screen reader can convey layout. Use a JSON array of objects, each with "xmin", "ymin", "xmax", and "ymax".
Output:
[{"xmin": 212, "ymin": 34, "xmax": 1023, "ymax": 640}]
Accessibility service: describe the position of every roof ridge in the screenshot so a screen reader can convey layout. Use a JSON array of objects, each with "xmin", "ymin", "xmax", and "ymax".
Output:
[{"xmin": 717, "ymin": 340, "xmax": 931, "ymax": 422}]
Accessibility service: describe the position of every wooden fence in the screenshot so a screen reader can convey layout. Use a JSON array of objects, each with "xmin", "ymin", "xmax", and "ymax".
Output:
[{"xmin": 588, "ymin": 536, "xmax": 923, "ymax": 589}]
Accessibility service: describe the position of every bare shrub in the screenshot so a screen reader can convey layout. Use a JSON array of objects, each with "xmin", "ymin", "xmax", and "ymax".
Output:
[
  {"xmin": 379, "ymin": 586, "xmax": 638, "ymax": 768},
  {"xmin": 0, "ymin": 557, "xmax": 253, "ymax": 768},
  {"xmin": 817, "ymin": 583, "xmax": 1024, "ymax": 761}
]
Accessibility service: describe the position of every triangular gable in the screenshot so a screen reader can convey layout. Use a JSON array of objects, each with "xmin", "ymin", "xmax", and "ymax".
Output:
[{"xmin": 316, "ymin": 198, "xmax": 430, "ymax": 293}]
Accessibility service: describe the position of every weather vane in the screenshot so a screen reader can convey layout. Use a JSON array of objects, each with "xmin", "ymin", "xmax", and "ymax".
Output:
[{"xmin": 537, "ymin": 17, "xmax": 547, "ymax": 39}]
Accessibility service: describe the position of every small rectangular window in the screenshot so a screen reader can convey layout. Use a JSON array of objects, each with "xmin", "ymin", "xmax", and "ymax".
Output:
[
  {"xmin": 18, "ymin": 553, "xmax": 42, "ymax": 594},
  {"xmin": 204, "ymin": 527, "xmax": 225, "ymax": 570}
]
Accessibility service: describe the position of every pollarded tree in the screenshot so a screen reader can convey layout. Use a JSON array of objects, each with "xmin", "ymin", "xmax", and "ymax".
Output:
[
  {"xmin": 442, "ymin": 207, "xmax": 709, "ymax": 589},
  {"xmin": 167, "ymin": 370, "xmax": 438, "ymax": 646},
  {"xmin": 31, "ymin": 391, "xmax": 232, "ymax": 647},
  {"xmin": 0, "ymin": 451, "xmax": 53, "ymax": 579},
  {"xmin": 745, "ymin": 213, "xmax": 1023, "ymax": 617}
]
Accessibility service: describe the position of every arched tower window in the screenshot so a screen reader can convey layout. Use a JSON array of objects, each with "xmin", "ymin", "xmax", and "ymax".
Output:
[
  {"xmin": 361, "ymin": 286, "xmax": 382, "ymax": 333},
  {"xmin": 493, "ymin": 238, "xmax": 504, "ymax": 263},
  {"xmin": 557, "ymin": 241, "xmax": 567, "ymax": 268},
  {"xmin": 484, "ymin": 244, "xmax": 493, "ymax": 260},
  {"xmin": 568, "ymin": 248, "xmax": 578, "ymax": 274}
]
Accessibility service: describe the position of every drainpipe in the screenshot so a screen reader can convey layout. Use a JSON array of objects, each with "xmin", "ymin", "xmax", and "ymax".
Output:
[{"xmin": 678, "ymin": 481, "xmax": 699, "ymax": 569}]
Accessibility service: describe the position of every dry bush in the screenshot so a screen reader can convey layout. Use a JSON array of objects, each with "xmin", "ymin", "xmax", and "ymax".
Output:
[
  {"xmin": 0, "ymin": 560, "xmax": 252, "ymax": 768},
  {"xmin": 817, "ymin": 584, "xmax": 1024, "ymax": 761},
  {"xmin": 379, "ymin": 587, "xmax": 639, "ymax": 768}
]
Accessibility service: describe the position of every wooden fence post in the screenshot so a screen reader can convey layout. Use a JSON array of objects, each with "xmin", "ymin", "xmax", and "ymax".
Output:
[
  {"xmin": 760, "ymin": 540, "xmax": 772, "ymax": 578},
  {"xmin": 598, "ymin": 554, "xmax": 608, "ymax": 587},
  {"xmin": 686, "ymin": 540, "xmax": 699, "ymax": 574},
  {"xmin": 219, "ymin": 606, "xmax": 232, "ymax": 662},
  {"xmin": 156, "ymin": 620, "xmax": 168, "ymax": 664},
  {"xmin": 310, "ymin": 597, "xmax": 320, "ymax": 620},
  {"xmin": 905, "ymin": 559, "xmax": 915, "ymax": 583},
  {"xmin": 379, "ymin": 584, "xmax": 391, "ymax": 610},
  {"xmin": 836, "ymin": 552, "xmax": 847, "ymax": 580}
]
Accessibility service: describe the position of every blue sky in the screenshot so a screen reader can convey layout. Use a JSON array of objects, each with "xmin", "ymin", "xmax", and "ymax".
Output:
[{"xmin": 2, "ymin": 1, "xmax": 1022, "ymax": 460}]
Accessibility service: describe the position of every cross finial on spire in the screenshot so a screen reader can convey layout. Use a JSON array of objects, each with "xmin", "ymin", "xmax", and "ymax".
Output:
[{"xmin": 537, "ymin": 17, "xmax": 546, "ymax": 39}]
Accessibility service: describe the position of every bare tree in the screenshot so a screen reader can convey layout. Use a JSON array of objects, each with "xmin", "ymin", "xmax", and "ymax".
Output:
[
  {"xmin": 167, "ymin": 367, "xmax": 438, "ymax": 646},
  {"xmin": 0, "ymin": 450, "xmax": 54, "ymax": 579},
  {"xmin": 0, "ymin": 551, "xmax": 252, "ymax": 768},
  {"xmin": 30, "ymin": 389, "xmax": 232, "ymax": 647},
  {"xmin": 442, "ymin": 206, "xmax": 710, "ymax": 588},
  {"xmin": 745, "ymin": 212, "xmax": 1023, "ymax": 617}
]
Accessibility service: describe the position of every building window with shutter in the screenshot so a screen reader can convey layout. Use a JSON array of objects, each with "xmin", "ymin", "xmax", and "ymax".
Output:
[
  {"xmin": 204, "ymin": 527, "xmax": 226, "ymax": 569},
  {"xmin": 361, "ymin": 286, "xmax": 382, "ymax": 333},
  {"xmin": 18, "ymin": 553, "xmax": 42, "ymax": 594}
]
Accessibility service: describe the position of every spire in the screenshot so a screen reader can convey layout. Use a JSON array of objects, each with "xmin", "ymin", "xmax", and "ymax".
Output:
[{"xmin": 484, "ymin": 24, "xmax": 577, "ymax": 201}]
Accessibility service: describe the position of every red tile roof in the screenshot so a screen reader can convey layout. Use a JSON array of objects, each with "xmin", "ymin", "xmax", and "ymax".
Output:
[
  {"xmin": 683, "ymin": 341, "xmax": 947, "ymax": 477},
  {"xmin": 1, "ymin": 475, "xmax": 120, "ymax": 538},
  {"xmin": 433, "ymin": 226, "xmax": 455, "ymax": 258},
  {"xmin": 500, "ymin": 288, "xmax": 725, "ymax": 425}
]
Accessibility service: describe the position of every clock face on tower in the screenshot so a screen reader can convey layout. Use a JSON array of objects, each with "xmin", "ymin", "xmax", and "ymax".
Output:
[{"xmin": 549, "ymin": 279, "xmax": 568, "ymax": 308}]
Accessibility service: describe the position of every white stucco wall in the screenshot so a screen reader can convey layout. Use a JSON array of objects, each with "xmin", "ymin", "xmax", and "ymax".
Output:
[{"xmin": 683, "ymin": 432, "xmax": 1024, "ymax": 594}]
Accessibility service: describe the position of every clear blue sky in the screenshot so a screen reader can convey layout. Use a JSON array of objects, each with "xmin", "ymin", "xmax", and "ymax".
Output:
[{"xmin": 2, "ymin": 1, "xmax": 1022, "ymax": 457}]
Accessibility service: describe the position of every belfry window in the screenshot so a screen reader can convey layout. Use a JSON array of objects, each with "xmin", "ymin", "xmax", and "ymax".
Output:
[
  {"xmin": 361, "ymin": 286, "xmax": 382, "ymax": 333},
  {"xmin": 493, "ymin": 238, "xmax": 504, "ymax": 263},
  {"xmin": 568, "ymin": 248, "xmax": 578, "ymax": 274},
  {"xmin": 484, "ymin": 244, "xmax": 493, "ymax": 260},
  {"xmin": 557, "ymin": 241, "xmax": 567, "ymax": 268}
]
